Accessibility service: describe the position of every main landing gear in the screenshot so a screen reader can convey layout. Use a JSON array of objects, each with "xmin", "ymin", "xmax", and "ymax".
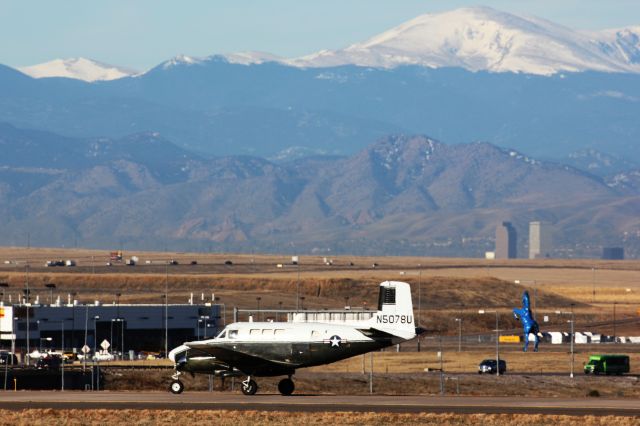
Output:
[
  {"xmin": 277, "ymin": 377, "xmax": 295, "ymax": 396},
  {"xmin": 169, "ymin": 372, "xmax": 184, "ymax": 394},
  {"xmin": 240, "ymin": 375, "xmax": 295, "ymax": 396}
]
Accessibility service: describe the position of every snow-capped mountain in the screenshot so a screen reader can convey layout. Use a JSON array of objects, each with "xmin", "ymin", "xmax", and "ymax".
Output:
[
  {"xmin": 158, "ymin": 51, "xmax": 283, "ymax": 70},
  {"xmin": 18, "ymin": 57, "xmax": 137, "ymax": 82},
  {"xmin": 287, "ymin": 6, "xmax": 640, "ymax": 75}
]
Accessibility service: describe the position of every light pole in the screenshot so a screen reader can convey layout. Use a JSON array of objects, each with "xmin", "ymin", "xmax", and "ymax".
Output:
[
  {"xmin": 24, "ymin": 271, "xmax": 30, "ymax": 365},
  {"xmin": 479, "ymin": 309, "xmax": 500, "ymax": 376},
  {"xmin": 60, "ymin": 320, "xmax": 65, "ymax": 391},
  {"xmin": 454, "ymin": 318, "xmax": 462, "ymax": 352},
  {"xmin": 71, "ymin": 292, "xmax": 77, "ymax": 352},
  {"xmin": 300, "ymin": 296, "xmax": 305, "ymax": 310},
  {"xmin": 110, "ymin": 318, "xmax": 114, "ymax": 355},
  {"xmin": 83, "ymin": 305, "xmax": 89, "ymax": 370},
  {"xmin": 11, "ymin": 316, "xmax": 17, "ymax": 361},
  {"xmin": 165, "ymin": 263, "xmax": 169, "ymax": 356},
  {"xmin": 555, "ymin": 304, "xmax": 576, "ymax": 378},
  {"xmin": 592, "ymin": 267, "xmax": 596, "ymax": 303},
  {"xmin": 93, "ymin": 316, "xmax": 100, "ymax": 356},
  {"xmin": 296, "ymin": 259, "xmax": 300, "ymax": 311},
  {"xmin": 256, "ymin": 297, "xmax": 262, "ymax": 321},
  {"xmin": 613, "ymin": 302, "xmax": 617, "ymax": 342}
]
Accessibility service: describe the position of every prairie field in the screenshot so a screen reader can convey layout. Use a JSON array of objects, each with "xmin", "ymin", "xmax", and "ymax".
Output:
[
  {"xmin": 1, "ymin": 409, "xmax": 637, "ymax": 426},
  {"xmin": 1, "ymin": 247, "xmax": 638, "ymax": 336}
]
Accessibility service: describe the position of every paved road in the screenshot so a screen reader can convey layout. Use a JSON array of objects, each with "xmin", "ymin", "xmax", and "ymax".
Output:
[{"xmin": 0, "ymin": 392, "xmax": 638, "ymax": 417}]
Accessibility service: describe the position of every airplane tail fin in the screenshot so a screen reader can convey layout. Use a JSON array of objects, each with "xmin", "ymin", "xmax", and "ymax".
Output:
[{"xmin": 368, "ymin": 281, "xmax": 416, "ymax": 340}]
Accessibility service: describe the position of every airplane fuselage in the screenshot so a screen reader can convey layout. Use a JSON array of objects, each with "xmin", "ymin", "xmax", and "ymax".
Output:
[{"xmin": 186, "ymin": 321, "xmax": 397, "ymax": 376}]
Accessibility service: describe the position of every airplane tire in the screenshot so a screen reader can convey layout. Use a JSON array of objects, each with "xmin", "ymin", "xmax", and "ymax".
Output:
[
  {"xmin": 241, "ymin": 379, "xmax": 258, "ymax": 395},
  {"xmin": 278, "ymin": 378, "xmax": 295, "ymax": 396},
  {"xmin": 169, "ymin": 380, "xmax": 184, "ymax": 394}
]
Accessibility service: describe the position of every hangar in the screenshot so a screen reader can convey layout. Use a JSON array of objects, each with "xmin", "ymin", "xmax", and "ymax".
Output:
[{"xmin": 0, "ymin": 302, "xmax": 222, "ymax": 358}]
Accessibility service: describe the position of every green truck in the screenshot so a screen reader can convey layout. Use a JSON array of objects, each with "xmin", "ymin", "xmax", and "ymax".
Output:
[{"xmin": 584, "ymin": 354, "xmax": 630, "ymax": 375}]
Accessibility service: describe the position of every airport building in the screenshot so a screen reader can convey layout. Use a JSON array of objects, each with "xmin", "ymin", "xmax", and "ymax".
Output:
[
  {"xmin": 0, "ymin": 302, "xmax": 222, "ymax": 357},
  {"xmin": 528, "ymin": 221, "xmax": 552, "ymax": 259},
  {"xmin": 495, "ymin": 221, "xmax": 517, "ymax": 259}
]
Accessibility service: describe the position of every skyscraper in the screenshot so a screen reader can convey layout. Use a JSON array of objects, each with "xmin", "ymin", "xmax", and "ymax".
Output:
[
  {"xmin": 529, "ymin": 221, "xmax": 552, "ymax": 259},
  {"xmin": 495, "ymin": 222, "xmax": 517, "ymax": 259}
]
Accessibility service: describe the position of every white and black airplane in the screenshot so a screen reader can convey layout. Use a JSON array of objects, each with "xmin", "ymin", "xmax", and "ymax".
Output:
[{"xmin": 168, "ymin": 280, "xmax": 421, "ymax": 396}]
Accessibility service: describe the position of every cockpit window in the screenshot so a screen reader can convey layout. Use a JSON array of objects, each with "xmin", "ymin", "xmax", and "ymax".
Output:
[
  {"xmin": 228, "ymin": 330, "xmax": 239, "ymax": 339},
  {"xmin": 217, "ymin": 330, "xmax": 227, "ymax": 339}
]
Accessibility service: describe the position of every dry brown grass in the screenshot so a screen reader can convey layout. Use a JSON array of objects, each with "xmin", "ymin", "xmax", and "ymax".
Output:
[
  {"xmin": 0, "ymin": 409, "xmax": 636, "ymax": 425},
  {"xmin": 1, "ymin": 247, "xmax": 639, "ymax": 335}
]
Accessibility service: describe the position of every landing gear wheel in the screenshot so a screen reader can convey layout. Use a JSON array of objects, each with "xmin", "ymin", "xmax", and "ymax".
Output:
[
  {"xmin": 241, "ymin": 379, "xmax": 258, "ymax": 395},
  {"xmin": 169, "ymin": 380, "xmax": 184, "ymax": 394},
  {"xmin": 278, "ymin": 378, "xmax": 295, "ymax": 396}
]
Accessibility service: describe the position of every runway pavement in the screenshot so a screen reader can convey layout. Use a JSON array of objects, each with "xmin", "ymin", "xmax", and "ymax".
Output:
[{"xmin": 0, "ymin": 392, "xmax": 638, "ymax": 416}]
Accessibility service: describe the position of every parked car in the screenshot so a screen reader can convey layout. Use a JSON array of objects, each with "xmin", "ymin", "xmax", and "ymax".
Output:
[
  {"xmin": 36, "ymin": 354, "xmax": 63, "ymax": 370},
  {"xmin": 478, "ymin": 359, "xmax": 507, "ymax": 374},
  {"xmin": 0, "ymin": 351, "xmax": 17, "ymax": 365},
  {"xmin": 584, "ymin": 354, "xmax": 630, "ymax": 375}
]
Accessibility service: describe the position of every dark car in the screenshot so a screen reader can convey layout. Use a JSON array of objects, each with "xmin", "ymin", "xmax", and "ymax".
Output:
[
  {"xmin": 0, "ymin": 352, "xmax": 17, "ymax": 365},
  {"xmin": 478, "ymin": 359, "xmax": 507, "ymax": 374},
  {"xmin": 36, "ymin": 354, "xmax": 63, "ymax": 370}
]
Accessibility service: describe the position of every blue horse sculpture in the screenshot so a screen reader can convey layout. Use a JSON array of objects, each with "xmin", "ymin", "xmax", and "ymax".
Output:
[{"xmin": 513, "ymin": 291, "xmax": 540, "ymax": 352}]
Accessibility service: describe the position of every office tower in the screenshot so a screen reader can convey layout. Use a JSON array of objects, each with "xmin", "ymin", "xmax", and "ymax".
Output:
[
  {"xmin": 495, "ymin": 222, "xmax": 517, "ymax": 259},
  {"xmin": 529, "ymin": 221, "xmax": 552, "ymax": 259}
]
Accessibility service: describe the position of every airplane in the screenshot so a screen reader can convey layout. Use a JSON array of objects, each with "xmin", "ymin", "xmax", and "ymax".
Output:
[{"xmin": 168, "ymin": 280, "xmax": 421, "ymax": 396}]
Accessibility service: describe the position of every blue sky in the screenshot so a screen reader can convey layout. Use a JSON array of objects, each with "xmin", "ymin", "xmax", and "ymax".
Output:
[{"xmin": 2, "ymin": 0, "xmax": 639, "ymax": 71}]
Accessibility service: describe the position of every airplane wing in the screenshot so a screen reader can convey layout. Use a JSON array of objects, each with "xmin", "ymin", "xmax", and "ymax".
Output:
[{"xmin": 186, "ymin": 342, "xmax": 294, "ymax": 376}]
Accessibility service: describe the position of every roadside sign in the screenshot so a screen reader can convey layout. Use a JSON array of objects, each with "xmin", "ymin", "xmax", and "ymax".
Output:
[
  {"xmin": 100, "ymin": 339, "xmax": 110, "ymax": 350},
  {"xmin": 81, "ymin": 345, "xmax": 91, "ymax": 354}
]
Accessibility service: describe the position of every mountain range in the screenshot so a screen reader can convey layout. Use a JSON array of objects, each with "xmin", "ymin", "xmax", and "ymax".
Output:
[
  {"xmin": 2, "ymin": 6, "xmax": 640, "ymax": 257},
  {"xmin": 16, "ymin": 7, "xmax": 640, "ymax": 79},
  {"xmin": 0, "ymin": 123, "xmax": 638, "ymax": 257}
]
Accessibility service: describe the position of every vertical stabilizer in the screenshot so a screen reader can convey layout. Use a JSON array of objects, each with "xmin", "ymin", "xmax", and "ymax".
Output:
[{"xmin": 368, "ymin": 281, "xmax": 416, "ymax": 340}]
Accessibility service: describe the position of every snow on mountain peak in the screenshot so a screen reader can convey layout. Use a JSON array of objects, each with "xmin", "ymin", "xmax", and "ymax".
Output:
[
  {"xmin": 222, "ymin": 51, "xmax": 284, "ymax": 65},
  {"xmin": 287, "ymin": 6, "xmax": 640, "ymax": 75},
  {"xmin": 161, "ymin": 54, "xmax": 204, "ymax": 69},
  {"xmin": 18, "ymin": 57, "xmax": 137, "ymax": 82}
]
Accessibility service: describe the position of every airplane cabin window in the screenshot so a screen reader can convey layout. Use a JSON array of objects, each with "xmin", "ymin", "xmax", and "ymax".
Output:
[
  {"xmin": 228, "ymin": 330, "xmax": 238, "ymax": 339},
  {"xmin": 250, "ymin": 329, "xmax": 261, "ymax": 336},
  {"xmin": 274, "ymin": 329, "xmax": 285, "ymax": 335},
  {"xmin": 311, "ymin": 330, "xmax": 320, "ymax": 338}
]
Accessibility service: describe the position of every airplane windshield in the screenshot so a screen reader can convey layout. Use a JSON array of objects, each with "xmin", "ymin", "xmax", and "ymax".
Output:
[{"xmin": 216, "ymin": 330, "xmax": 227, "ymax": 339}]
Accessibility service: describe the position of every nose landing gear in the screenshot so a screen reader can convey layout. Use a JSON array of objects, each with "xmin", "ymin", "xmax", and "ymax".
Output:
[
  {"xmin": 241, "ymin": 376, "xmax": 258, "ymax": 395},
  {"xmin": 169, "ymin": 372, "xmax": 184, "ymax": 394}
]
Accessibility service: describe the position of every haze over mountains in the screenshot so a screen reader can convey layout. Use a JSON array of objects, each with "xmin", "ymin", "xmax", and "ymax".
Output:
[
  {"xmin": 2, "ymin": 6, "xmax": 639, "ymax": 257},
  {"xmin": 0, "ymin": 124, "xmax": 638, "ymax": 257}
]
